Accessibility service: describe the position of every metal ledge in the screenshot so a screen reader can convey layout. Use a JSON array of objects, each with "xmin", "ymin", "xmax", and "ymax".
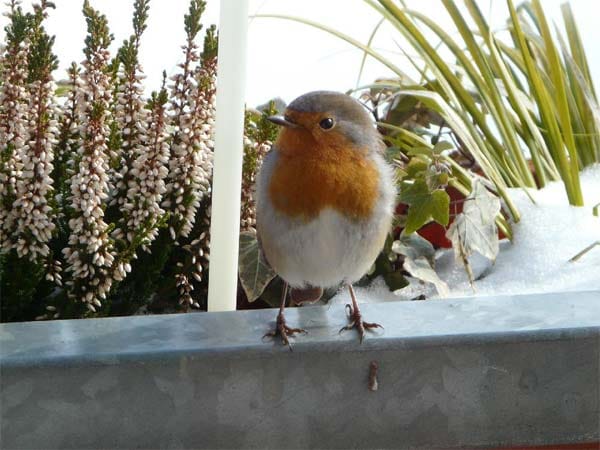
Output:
[{"xmin": 1, "ymin": 291, "xmax": 599, "ymax": 449}]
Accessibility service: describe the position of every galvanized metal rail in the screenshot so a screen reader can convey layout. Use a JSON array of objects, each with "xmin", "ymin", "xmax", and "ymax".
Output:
[{"xmin": 1, "ymin": 290, "xmax": 599, "ymax": 449}]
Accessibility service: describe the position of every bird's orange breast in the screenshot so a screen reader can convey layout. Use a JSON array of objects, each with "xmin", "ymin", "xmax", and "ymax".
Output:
[{"xmin": 268, "ymin": 129, "xmax": 380, "ymax": 221}]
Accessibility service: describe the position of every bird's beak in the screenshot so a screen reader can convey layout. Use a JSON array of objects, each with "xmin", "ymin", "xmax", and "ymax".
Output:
[{"xmin": 267, "ymin": 115, "xmax": 299, "ymax": 128}]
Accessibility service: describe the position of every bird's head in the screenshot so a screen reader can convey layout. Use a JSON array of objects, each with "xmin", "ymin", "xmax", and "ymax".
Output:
[{"xmin": 268, "ymin": 91, "xmax": 380, "ymax": 157}]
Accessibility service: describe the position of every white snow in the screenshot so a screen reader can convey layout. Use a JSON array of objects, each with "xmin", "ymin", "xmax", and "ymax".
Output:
[{"xmin": 331, "ymin": 164, "xmax": 600, "ymax": 304}]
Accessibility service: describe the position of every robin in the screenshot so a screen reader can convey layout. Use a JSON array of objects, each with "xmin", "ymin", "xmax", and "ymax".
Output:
[{"xmin": 256, "ymin": 90, "xmax": 396, "ymax": 349}]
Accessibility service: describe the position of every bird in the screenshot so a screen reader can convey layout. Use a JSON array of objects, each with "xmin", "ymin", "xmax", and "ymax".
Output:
[{"xmin": 255, "ymin": 90, "xmax": 396, "ymax": 349}]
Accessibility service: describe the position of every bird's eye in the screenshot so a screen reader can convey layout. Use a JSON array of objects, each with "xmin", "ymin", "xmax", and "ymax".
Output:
[{"xmin": 319, "ymin": 117, "xmax": 335, "ymax": 130}]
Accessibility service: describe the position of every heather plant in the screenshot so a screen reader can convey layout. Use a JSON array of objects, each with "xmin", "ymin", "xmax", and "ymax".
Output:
[
  {"xmin": 111, "ymin": 0, "xmax": 152, "ymax": 240},
  {"xmin": 0, "ymin": 0, "xmax": 223, "ymax": 321},
  {"xmin": 62, "ymin": 0, "xmax": 120, "ymax": 312},
  {"xmin": 163, "ymin": 0, "xmax": 214, "ymax": 241},
  {"xmin": 160, "ymin": 17, "xmax": 218, "ymax": 310},
  {"xmin": 8, "ymin": 0, "xmax": 58, "ymax": 262},
  {"xmin": 1, "ymin": 0, "xmax": 57, "ymax": 318},
  {"xmin": 240, "ymin": 101, "xmax": 279, "ymax": 232},
  {"xmin": 0, "ymin": 2, "xmax": 30, "ymax": 249}
]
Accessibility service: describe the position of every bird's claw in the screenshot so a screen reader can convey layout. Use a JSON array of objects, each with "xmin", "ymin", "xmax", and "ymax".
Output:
[
  {"xmin": 263, "ymin": 312, "xmax": 306, "ymax": 351},
  {"xmin": 339, "ymin": 303, "xmax": 383, "ymax": 343}
]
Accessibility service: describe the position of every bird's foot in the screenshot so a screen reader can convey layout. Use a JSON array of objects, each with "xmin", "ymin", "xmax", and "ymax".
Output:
[
  {"xmin": 263, "ymin": 312, "xmax": 306, "ymax": 351},
  {"xmin": 339, "ymin": 304, "xmax": 383, "ymax": 343}
]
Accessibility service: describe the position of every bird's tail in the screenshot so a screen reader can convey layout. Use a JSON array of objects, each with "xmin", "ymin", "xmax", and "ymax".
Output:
[{"xmin": 290, "ymin": 286, "xmax": 323, "ymax": 305}]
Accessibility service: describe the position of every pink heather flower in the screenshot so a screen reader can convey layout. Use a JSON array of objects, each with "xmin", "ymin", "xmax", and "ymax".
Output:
[
  {"xmin": 163, "ymin": 52, "xmax": 216, "ymax": 240},
  {"xmin": 0, "ymin": 39, "xmax": 29, "ymax": 247},
  {"xmin": 110, "ymin": 66, "xmax": 149, "ymax": 218},
  {"xmin": 241, "ymin": 140, "xmax": 270, "ymax": 232},
  {"xmin": 9, "ymin": 78, "xmax": 58, "ymax": 260},
  {"xmin": 63, "ymin": 46, "xmax": 121, "ymax": 311},
  {"xmin": 119, "ymin": 83, "xmax": 170, "ymax": 248}
]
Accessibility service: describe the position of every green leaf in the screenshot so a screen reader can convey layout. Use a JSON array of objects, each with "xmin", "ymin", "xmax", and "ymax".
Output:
[
  {"xmin": 464, "ymin": 181, "xmax": 501, "ymax": 227},
  {"xmin": 392, "ymin": 232, "xmax": 435, "ymax": 264},
  {"xmin": 257, "ymin": 277, "xmax": 287, "ymax": 308},
  {"xmin": 382, "ymin": 270, "xmax": 409, "ymax": 291},
  {"xmin": 405, "ymin": 158, "xmax": 429, "ymax": 178},
  {"xmin": 406, "ymin": 146, "xmax": 433, "ymax": 157},
  {"xmin": 395, "ymin": 167, "xmax": 408, "ymax": 180},
  {"xmin": 445, "ymin": 181, "xmax": 501, "ymax": 284},
  {"xmin": 356, "ymin": 17, "xmax": 385, "ymax": 88},
  {"xmin": 399, "ymin": 180, "xmax": 450, "ymax": 234},
  {"xmin": 430, "ymin": 190, "xmax": 450, "ymax": 225},
  {"xmin": 238, "ymin": 231, "xmax": 277, "ymax": 302},
  {"xmin": 403, "ymin": 255, "xmax": 449, "ymax": 297},
  {"xmin": 432, "ymin": 141, "xmax": 454, "ymax": 154}
]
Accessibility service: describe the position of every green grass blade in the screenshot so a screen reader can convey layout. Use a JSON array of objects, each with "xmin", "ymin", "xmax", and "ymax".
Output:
[
  {"xmin": 441, "ymin": 0, "xmax": 536, "ymax": 188},
  {"xmin": 377, "ymin": 121, "xmax": 432, "ymax": 149},
  {"xmin": 530, "ymin": 0, "xmax": 582, "ymax": 205},
  {"xmin": 487, "ymin": 32, "xmax": 560, "ymax": 186},
  {"xmin": 373, "ymin": 0, "xmax": 527, "ymax": 189},
  {"xmin": 556, "ymin": 25, "xmax": 600, "ymax": 166},
  {"xmin": 356, "ymin": 18, "xmax": 386, "ymax": 88},
  {"xmin": 561, "ymin": 2, "xmax": 597, "ymax": 101},
  {"xmin": 404, "ymin": 8, "xmax": 522, "ymax": 179},
  {"xmin": 507, "ymin": 0, "xmax": 582, "ymax": 206}
]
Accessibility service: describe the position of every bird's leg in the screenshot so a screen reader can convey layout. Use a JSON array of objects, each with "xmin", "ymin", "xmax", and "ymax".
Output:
[
  {"xmin": 263, "ymin": 282, "xmax": 306, "ymax": 350},
  {"xmin": 340, "ymin": 284, "xmax": 383, "ymax": 343}
]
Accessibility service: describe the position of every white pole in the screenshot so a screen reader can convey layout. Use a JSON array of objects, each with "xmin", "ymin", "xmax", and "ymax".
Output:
[{"xmin": 207, "ymin": 0, "xmax": 249, "ymax": 312}]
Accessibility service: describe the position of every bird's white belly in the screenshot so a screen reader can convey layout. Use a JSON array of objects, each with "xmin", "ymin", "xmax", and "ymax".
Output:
[{"xmin": 259, "ymin": 207, "xmax": 389, "ymax": 288}]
